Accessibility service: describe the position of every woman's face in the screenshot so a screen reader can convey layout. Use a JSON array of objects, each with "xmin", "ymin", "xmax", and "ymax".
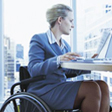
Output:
[{"xmin": 59, "ymin": 11, "xmax": 74, "ymax": 35}]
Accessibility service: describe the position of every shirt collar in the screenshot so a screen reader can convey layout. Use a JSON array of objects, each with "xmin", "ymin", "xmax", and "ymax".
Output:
[{"xmin": 46, "ymin": 29, "xmax": 66, "ymax": 50}]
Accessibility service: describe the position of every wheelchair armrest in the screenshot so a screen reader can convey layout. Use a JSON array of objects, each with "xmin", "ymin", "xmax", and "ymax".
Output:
[
  {"xmin": 10, "ymin": 75, "xmax": 46, "ymax": 95},
  {"xmin": 20, "ymin": 75, "xmax": 46, "ymax": 85}
]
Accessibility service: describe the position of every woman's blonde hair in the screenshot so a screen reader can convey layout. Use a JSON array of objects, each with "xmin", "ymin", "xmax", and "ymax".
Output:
[{"xmin": 46, "ymin": 4, "xmax": 72, "ymax": 28}]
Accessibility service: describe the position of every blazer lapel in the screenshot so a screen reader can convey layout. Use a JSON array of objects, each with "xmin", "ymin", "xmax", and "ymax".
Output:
[
  {"xmin": 45, "ymin": 33, "xmax": 69, "ymax": 55},
  {"xmin": 50, "ymin": 43, "xmax": 63, "ymax": 55}
]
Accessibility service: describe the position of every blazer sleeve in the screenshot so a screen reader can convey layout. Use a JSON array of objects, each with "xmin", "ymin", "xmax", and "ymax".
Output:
[
  {"xmin": 63, "ymin": 39, "xmax": 91, "ymax": 78},
  {"xmin": 28, "ymin": 34, "xmax": 58, "ymax": 77}
]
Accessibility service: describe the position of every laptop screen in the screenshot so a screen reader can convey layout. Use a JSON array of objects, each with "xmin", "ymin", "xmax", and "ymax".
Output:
[
  {"xmin": 105, "ymin": 34, "xmax": 112, "ymax": 58},
  {"xmin": 97, "ymin": 31, "xmax": 112, "ymax": 59}
]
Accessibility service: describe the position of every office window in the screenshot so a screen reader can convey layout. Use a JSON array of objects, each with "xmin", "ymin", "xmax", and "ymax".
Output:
[
  {"xmin": 1, "ymin": 0, "xmax": 112, "ymax": 107},
  {"xmin": 3, "ymin": 0, "xmax": 71, "ymax": 99},
  {"xmin": 110, "ymin": 78, "xmax": 112, "ymax": 86},
  {"xmin": 103, "ymin": 76, "xmax": 108, "ymax": 83}
]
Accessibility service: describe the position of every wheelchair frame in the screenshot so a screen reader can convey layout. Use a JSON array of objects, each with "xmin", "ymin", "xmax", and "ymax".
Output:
[{"xmin": 0, "ymin": 66, "xmax": 81, "ymax": 112}]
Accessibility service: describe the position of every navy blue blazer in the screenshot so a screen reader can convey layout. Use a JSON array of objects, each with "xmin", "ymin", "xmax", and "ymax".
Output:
[{"xmin": 27, "ymin": 33, "xmax": 89, "ymax": 96}]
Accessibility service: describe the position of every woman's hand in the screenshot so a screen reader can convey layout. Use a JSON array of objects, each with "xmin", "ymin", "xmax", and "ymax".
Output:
[
  {"xmin": 59, "ymin": 52, "xmax": 80, "ymax": 61},
  {"xmin": 91, "ymin": 53, "xmax": 98, "ymax": 58}
]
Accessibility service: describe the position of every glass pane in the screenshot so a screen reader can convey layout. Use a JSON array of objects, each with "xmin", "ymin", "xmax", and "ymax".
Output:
[
  {"xmin": 3, "ymin": 0, "xmax": 71, "ymax": 99},
  {"xmin": 2, "ymin": 0, "xmax": 112, "ymax": 109},
  {"xmin": 72, "ymin": 0, "xmax": 112, "ymax": 107}
]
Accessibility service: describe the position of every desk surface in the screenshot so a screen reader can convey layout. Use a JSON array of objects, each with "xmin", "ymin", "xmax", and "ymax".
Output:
[{"xmin": 61, "ymin": 61, "xmax": 112, "ymax": 71}]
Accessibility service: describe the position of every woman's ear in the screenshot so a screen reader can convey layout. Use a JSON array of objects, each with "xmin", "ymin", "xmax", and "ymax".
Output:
[{"xmin": 57, "ymin": 16, "xmax": 62, "ymax": 25}]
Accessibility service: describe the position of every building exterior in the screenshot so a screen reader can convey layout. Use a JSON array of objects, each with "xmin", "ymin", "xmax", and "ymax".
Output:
[
  {"xmin": 16, "ymin": 44, "xmax": 24, "ymax": 72},
  {"xmin": 4, "ymin": 37, "xmax": 25, "ymax": 98},
  {"xmin": 72, "ymin": 0, "xmax": 112, "ymax": 105},
  {"xmin": 4, "ymin": 36, "xmax": 15, "ymax": 98},
  {"xmin": 16, "ymin": 44, "xmax": 24, "ymax": 59},
  {"xmin": 74, "ymin": 0, "xmax": 112, "ymax": 56}
]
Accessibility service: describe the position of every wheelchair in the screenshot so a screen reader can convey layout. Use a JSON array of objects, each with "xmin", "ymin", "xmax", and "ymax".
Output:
[{"xmin": 0, "ymin": 66, "xmax": 81, "ymax": 112}]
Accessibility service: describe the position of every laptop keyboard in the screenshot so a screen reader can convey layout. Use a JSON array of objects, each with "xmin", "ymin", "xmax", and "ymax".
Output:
[{"xmin": 72, "ymin": 58, "xmax": 112, "ymax": 63}]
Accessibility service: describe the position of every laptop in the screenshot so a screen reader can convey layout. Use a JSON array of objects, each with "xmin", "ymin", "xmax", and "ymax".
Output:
[
  {"xmin": 74, "ymin": 30, "xmax": 112, "ymax": 63},
  {"xmin": 97, "ymin": 30, "xmax": 112, "ymax": 59}
]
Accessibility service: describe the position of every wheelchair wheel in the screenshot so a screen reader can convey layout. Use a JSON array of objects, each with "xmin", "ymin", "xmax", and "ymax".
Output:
[{"xmin": 0, "ymin": 92, "xmax": 52, "ymax": 112}]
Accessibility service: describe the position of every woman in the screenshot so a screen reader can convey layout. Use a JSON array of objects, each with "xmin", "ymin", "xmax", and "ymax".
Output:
[{"xmin": 27, "ymin": 4, "xmax": 110, "ymax": 112}]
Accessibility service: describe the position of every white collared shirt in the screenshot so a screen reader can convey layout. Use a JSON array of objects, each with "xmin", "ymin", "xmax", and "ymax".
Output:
[{"xmin": 47, "ymin": 29, "xmax": 66, "ymax": 50}]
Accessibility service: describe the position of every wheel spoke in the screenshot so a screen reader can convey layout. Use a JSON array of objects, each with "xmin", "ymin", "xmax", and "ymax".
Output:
[{"xmin": 0, "ymin": 92, "xmax": 52, "ymax": 112}]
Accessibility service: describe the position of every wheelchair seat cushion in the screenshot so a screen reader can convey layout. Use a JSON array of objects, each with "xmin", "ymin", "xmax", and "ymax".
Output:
[{"xmin": 28, "ymin": 81, "xmax": 82, "ymax": 110}]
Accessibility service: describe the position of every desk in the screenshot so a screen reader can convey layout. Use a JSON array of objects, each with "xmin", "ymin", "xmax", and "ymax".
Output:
[{"xmin": 61, "ymin": 61, "xmax": 112, "ymax": 71}]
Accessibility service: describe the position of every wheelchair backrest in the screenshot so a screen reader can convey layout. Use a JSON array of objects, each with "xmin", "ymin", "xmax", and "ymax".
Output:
[
  {"xmin": 19, "ymin": 66, "xmax": 30, "ymax": 81},
  {"xmin": 19, "ymin": 66, "xmax": 31, "ymax": 91},
  {"xmin": 19, "ymin": 66, "xmax": 46, "ymax": 92}
]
